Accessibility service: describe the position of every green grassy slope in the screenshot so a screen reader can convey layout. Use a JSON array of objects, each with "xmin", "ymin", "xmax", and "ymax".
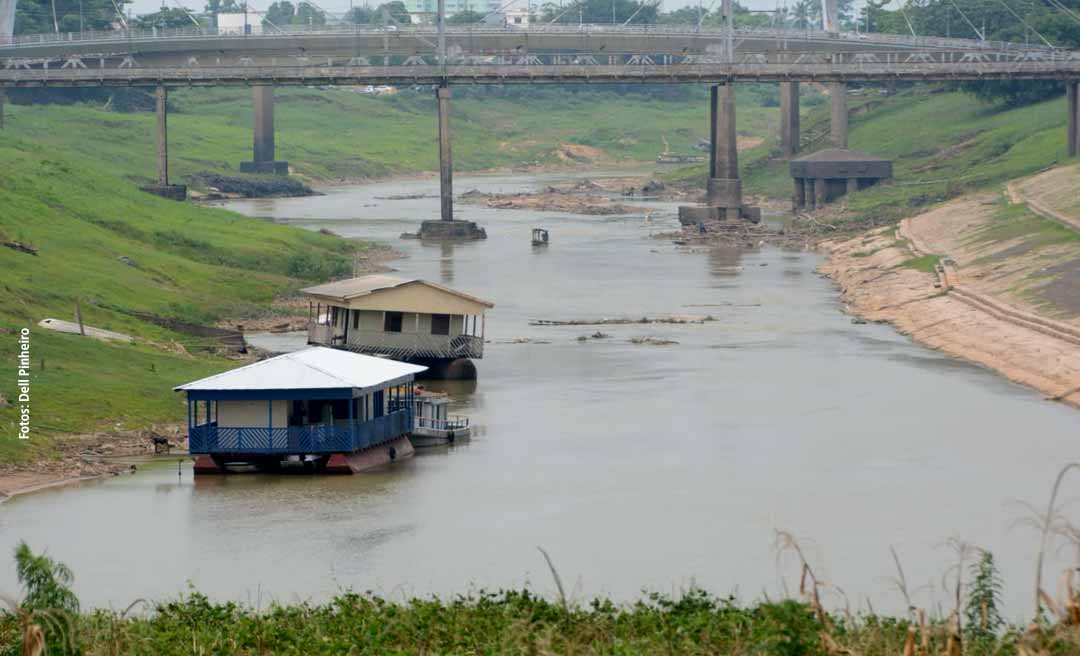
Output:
[
  {"xmin": 0, "ymin": 85, "xmax": 781, "ymax": 462},
  {"xmin": 2, "ymin": 86, "xmax": 778, "ymax": 184},
  {"xmin": 667, "ymin": 85, "xmax": 1077, "ymax": 226},
  {"xmin": 0, "ymin": 126, "xmax": 367, "ymax": 463}
]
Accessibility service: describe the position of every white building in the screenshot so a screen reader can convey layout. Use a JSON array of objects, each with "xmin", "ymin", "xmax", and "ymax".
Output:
[
  {"xmin": 216, "ymin": 11, "xmax": 263, "ymax": 34},
  {"xmin": 503, "ymin": 7, "xmax": 530, "ymax": 26}
]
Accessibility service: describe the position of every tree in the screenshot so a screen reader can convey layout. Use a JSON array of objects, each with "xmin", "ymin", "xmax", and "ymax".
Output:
[
  {"xmin": 15, "ymin": 0, "xmax": 129, "ymax": 34},
  {"xmin": 264, "ymin": 0, "xmax": 296, "ymax": 25},
  {"xmin": 376, "ymin": 0, "xmax": 409, "ymax": 23},
  {"xmin": 262, "ymin": 0, "xmax": 325, "ymax": 26},
  {"xmin": 964, "ymin": 551, "xmax": 1004, "ymax": 645},
  {"xmin": 134, "ymin": 7, "xmax": 202, "ymax": 29},
  {"xmin": 345, "ymin": 5, "xmax": 375, "ymax": 22},
  {"xmin": 349, "ymin": 0, "xmax": 408, "ymax": 24},
  {"xmin": 204, "ymin": 0, "xmax": 240, "ymax": 14},
  {"xmin": 11, "ymin": 542, "xmax": 80, "ymax": 656},
  {"xmin": 447, "ymin": 9, "xmax": 485, "ymax": 23},
  {"xmin": 539, "ymin": 0, "xmax": 657, "ymax": 25},
  {"xmin": 295, "ymin": 2, "xmax": 326, "ymax": 26},
  {"xmin": 14, "ymin": 542, "xmax": 79, "ymax": 614}
]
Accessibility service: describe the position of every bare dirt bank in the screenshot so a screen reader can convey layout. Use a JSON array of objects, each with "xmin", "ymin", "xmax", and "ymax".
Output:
[
  {"xmin": 0, "ymin": 426, "xmax": 187, "ymax": 502},
  {"xmin": 819, "ymin": 186, "xmax": 1080, "ymax": 408}
]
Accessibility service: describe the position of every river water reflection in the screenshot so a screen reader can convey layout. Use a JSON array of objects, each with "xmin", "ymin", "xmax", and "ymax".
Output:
[{"xmin": 2, "ymin": 171, "xmax": 1077, "ymax": 616}]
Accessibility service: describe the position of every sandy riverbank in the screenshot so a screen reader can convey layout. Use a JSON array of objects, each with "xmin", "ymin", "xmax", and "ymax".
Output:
[{"xmin": 818, "ymin": 171, "xmax": 1080, "ymax": 408}]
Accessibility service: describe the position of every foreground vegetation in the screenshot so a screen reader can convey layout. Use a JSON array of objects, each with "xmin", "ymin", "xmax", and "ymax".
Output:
[{"xmin": 5, "ymin": 535, "xmax": 1080, "ymax": 655}]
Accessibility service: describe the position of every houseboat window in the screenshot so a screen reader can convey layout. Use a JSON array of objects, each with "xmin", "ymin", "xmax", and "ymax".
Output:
[
  {"xmin": 352, "ymin": 311, "xmax": 360, "ymax": 330},
  {"xmin": 431, "ymin": 313, "xmax": 451, "ymax": 335},
  {"xmin": 384, "ymin": 312, "xmax": 404, "ymax": 333}
]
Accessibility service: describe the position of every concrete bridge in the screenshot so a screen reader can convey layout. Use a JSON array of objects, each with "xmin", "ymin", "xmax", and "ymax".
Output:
[{"xmin": 1, "ymin": 20, "xmax": 1078, "ymax": 220}]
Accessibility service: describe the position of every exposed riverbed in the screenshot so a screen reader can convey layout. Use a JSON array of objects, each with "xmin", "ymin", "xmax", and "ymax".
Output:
[{"xmin": 2, "ymin": 172, "xmax": 1077, "ymax": 617}]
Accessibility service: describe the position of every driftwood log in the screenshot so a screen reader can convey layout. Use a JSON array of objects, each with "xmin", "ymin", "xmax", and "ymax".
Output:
[{"xmin": 2, "ymin": 240, "xmax": 37, "ymax": 255}]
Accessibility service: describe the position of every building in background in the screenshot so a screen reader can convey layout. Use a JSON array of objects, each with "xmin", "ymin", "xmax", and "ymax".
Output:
[
  {"xmin": 216, "ymin": 10, "xmax": 263, "ymax": 34},
  {"xmin": 403, "ymin": 0, "xmax": 504, "ymax": 22}
]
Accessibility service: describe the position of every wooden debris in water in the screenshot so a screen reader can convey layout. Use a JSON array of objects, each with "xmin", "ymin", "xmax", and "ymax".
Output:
[
  {"xmin": 629, "ymin": 337, "xmax": 679, "ymax": 346},
  {"xmin": 576, "ymin": 332, "xmax": 611, "ymax": 341},
  {"xmin": 531, "ymin": 315, "xmax": 715, "ymax": 327}
]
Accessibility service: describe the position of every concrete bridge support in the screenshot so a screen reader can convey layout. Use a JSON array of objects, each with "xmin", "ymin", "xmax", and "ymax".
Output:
[
  {"xmin": 240, "ymin": 86, "xmax": 288, "ymax": 175},
  {"xmin": 139, "ymin": 85, "xmax": 186, "ymax": 200},
  {"xmin": 678, "ymin": 83, "xmax": 760, "ymax": 225},
  {"xmin": 1068, "ymin": 81, "xmax": 1080, "ymax": 158},
  {"xmin": 413, "ymin": 84, "xmax": 486, "ymax": 240},
  {"xmin": 708, "ymin": 83, "xmax": 741, "ymax": 219},
  {"xmin": 779, "ymin": 81, "xmax": 800, "ymax": 158},
  {"xmin": 438, "ymin": 85, "xmax": 453, "ymax": 222},
  {"xmin": 830, "ymin": 82, "xmax": 848, "ymax": 149}
]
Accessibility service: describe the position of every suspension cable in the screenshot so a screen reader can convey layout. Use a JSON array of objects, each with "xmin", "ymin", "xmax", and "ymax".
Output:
[
  {"xmin": 945, "ymin": 0, "xmax": 984, "ymax": 38},
  {"xmin": 994, "ymin": 0, "xmax": 1054, "ymax": 47}
]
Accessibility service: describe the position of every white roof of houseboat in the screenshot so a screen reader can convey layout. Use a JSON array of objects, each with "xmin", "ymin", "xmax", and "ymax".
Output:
[
  {"xmin": 174, "ymin": 347, "xmax": 426, "ymax": 393},
  {"xmin": 302, "ymin": 275, "xmax": 494, "ymax": 308}
]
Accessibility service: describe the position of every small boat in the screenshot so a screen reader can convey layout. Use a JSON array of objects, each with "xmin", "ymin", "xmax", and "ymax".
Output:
[
  {"xmin": 532, "ymin": 228, "xmax": 549, "ymax": 247},
  {"xmin": 409, "ymin": 391, "xmax": 472, "ymax": 447}
]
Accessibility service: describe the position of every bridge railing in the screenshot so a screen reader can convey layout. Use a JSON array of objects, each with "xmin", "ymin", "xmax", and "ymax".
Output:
[{"xmin": 0, "ymin": 22, "xmax": 1050, "ymax": 55}]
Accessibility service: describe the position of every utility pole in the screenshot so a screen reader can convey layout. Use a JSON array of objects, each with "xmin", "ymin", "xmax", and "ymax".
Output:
[
  {"xmin": 437, "ymin": 0, "xmax": 446, "ymax": 71},
  {"xmin": 722, "ymin": 0, "xmax": 733, "ymax": 62}
]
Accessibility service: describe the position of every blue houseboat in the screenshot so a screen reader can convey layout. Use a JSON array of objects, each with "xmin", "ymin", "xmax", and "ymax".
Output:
[{"xmin": 175, "ymin": 347, "xmax": 426, "ymax": 474}]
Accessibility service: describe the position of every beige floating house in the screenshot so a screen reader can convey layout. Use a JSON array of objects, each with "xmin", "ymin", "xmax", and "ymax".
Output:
[{"xmin": 303, "ymin": 275, "xmax": 494, "ymax": 378}]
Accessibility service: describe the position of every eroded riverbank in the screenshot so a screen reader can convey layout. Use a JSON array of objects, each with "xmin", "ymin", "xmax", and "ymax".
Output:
[{"xmin": 819, "ymin": 170, "xmax": 1080, "ymax": 409}]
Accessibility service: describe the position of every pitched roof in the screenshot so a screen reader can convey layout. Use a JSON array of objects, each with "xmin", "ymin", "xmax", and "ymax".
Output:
[
  {"xmin": 301, "ymin": 275, "xmax": 494, "ymax": 308},
  {"xmin": 174, "ymin": 347, "xmax": 426, "ymax": 393}
]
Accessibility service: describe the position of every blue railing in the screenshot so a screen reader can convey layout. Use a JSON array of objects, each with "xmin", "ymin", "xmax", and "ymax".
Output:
[{"xmin": 188, "ymin": 410, "xmax": 412, "ymax": 455}]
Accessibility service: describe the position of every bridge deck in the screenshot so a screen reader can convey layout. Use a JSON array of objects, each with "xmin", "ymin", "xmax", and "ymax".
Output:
[{"xmin": 1, "ymin": 25, "xmax": 1075, "ymax": 86}]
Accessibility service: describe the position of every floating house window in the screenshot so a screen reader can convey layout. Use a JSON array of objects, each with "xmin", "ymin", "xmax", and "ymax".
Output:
[
  {"xmin": 352, "ymin": 311, "xmax": 360, "ymax": 330},
  {"xmin": 384, "ymin": 311, "xmax": 404, "ymax": 333},
  {"xmin": 431, "ymin": 313, "xmax": 451, "ymax": 336}
]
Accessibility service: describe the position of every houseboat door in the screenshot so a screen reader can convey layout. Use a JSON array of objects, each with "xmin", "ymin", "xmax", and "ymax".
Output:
[{"xmin": 373, "ymin": 390, "xmax": 385, "ymax": 418}]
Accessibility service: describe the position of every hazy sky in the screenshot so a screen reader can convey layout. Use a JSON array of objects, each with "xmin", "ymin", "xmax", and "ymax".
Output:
[{"xmin": 127, "ymin": 0, "xmax": 799, "ymax": 21}]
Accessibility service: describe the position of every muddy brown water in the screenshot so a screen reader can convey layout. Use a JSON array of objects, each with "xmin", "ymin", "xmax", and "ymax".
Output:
[{"xmin": 2, "ymin": 172, "xmax": 1078, "ymax": 617}]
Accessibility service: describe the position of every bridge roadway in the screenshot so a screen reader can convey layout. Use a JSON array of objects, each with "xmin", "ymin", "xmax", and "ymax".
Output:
[
  {"xmin": 0, "ymin": 24, "xmax": 1076, "ymax": 230},
  {"xmin": 1, "ymin": 25, "xmax": 1078, "ymax": 86}
]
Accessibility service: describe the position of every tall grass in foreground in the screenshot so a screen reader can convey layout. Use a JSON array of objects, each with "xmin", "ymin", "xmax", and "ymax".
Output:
[{"xmin": 4, "ymin": 464, "xmax": 1080, "ymax": 655}]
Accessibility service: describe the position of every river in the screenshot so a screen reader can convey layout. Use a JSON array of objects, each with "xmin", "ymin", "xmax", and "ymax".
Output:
[{"xmin": 1, "ymin": 171, "xmax": 1076, "ymax": 617}]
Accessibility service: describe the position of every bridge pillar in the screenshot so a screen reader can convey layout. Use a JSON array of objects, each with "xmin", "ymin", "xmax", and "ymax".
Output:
[
  {"xmin": 678, "ymin": 83, "xmax": 760, "ymax": 225},
  {"xmin": 240, "ymin": 86, "xmax": 288, "ymax": 175},
  {"xmin": 830, "ymin": 82, "xmax": 848, "ymax": 149},
  {"xmin": 139, "ymin": 85, "xmax": 186, "ymax": 201},
  {"xmin": 823, "ymin": 0, "xmax": 839, "ymax": 32},
  {"xmin": 779, "ymin": 81, "xmax": 800, "ymax": 158},
  {"xmin": 413, "ymin": 84, "xmax": 486, "ymax": 240},
  {"xmin": 709, "ymin": 83, "xmax": 740, "ymax": 217},
  {"xmin": 438, "ymin": 85, "xmax": 453, "ymax": 222},
  {"xmin": 1068, "ymin": 82, "xmax": 1079, "ymax": 158}
]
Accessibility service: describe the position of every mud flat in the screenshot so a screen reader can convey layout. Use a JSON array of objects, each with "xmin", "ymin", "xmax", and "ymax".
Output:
[
  {"xmin": 459, "ymin": 188, "xmax": 649, "ymax": 215},
  {"xmin": 819, "ymin": 180, "xmax": 1080, "ymax": 408},
  {"xmin": 0, "ymin": 426, "xmax": 186, "ymax": 501}
]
